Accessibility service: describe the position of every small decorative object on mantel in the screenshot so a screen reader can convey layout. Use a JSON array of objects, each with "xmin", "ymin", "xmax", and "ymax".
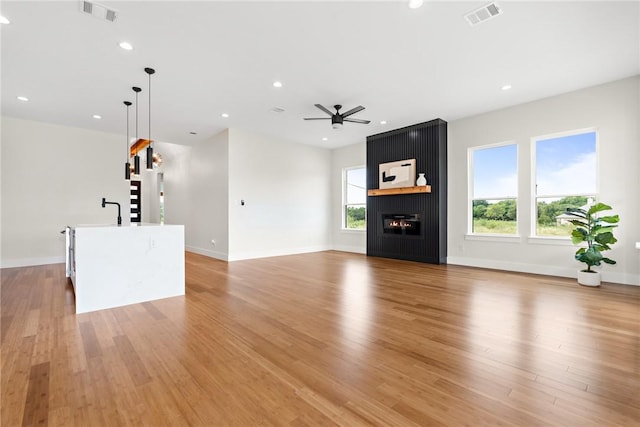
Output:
[
  {"xmin": 379, "ymin": 159, "xmax": 416, "ymax": 189},
  {"xmin": 565, "ymin": 202, "xmax": 619, "ymax": 287},
  {"xmin": 416, "ymin": 173, "xmax": 427, "ymax": 186}
]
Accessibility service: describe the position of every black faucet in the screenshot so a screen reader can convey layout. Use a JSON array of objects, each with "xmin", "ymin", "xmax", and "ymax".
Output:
[{"xmin": 101, "ymin": 198, "xmax": 122, "ymax": 225}]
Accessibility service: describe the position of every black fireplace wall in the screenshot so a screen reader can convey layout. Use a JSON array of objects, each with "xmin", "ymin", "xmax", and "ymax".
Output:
[{"xmin": 366, "ymin": 119, "xmax": 447, "ymax": 264}]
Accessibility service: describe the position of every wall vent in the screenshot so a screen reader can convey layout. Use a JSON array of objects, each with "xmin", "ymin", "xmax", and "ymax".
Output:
[
  {"xmin": 464, "ymin": 2, "xmax": 502, "ymax": 26},
  {"xmin": 80, "ymin": 1, "xmax": 118, "ymax": 23}
]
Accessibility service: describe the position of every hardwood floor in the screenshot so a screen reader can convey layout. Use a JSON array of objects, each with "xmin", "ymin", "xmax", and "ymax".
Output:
[{"xmin": 2, "ymin": 251, "xmax": 639, "ymax": 426}]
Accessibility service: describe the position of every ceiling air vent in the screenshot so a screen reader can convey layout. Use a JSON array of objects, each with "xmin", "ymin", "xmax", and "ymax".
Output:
[
  {"xmin": 464, "ymin": 2, "xmax": 502, "ymax": 26},
  {"xmin": 80, "ymin": 1, "xmax": 118, "ymax": 23}
]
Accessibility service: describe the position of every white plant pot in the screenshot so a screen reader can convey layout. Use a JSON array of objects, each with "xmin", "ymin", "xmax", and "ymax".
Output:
[{"xmin": 577, "ymin": 270, "xmax": 601, "ymax": 287}]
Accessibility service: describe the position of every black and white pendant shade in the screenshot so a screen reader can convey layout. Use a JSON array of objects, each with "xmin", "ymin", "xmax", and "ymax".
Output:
[
  {"xmin": 145, "ymin": 67, "xmax": 156, "ymax": 171},
  {"xmin": 124, "ymin": 100, "xmax": 132, "ymax": 180},
  {"xmin": 132, "ymin": 86, "xmax": 142, "ymax": 175}
]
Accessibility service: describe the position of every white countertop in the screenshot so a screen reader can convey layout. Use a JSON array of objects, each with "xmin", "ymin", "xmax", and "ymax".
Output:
[{"xmin": 73, "ymin": 222, "xmax": 182, "ymax": 229}]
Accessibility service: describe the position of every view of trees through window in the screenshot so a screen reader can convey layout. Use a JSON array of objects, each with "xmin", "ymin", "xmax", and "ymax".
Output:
[
  {"xmin": 344, "ymin": 167, "xmax": 366, "ymax": 229},
  {"xmin": 471, "ymin": 143, "xmax": 517, "ymax": 235},
  {"xmin": 346, "ymin": 206, "xmax": 366, "ymax": 229},
  {"xmin": 472, "ymin": 199, "xmax": 517, "ymax": 234},
  {"xmin": 535, "ymin": 130, "xmax": 596, "ymax": 236},
  {"xmin": 472, "ymin": 195, "xmax": 591, "ymax": 235},
  {"xmin": 536, "ymin": 196, "xmax": 591, "ymax": 236},
  {"xmin": 470, "ymin": 130, "xmax": 596, "ymax": 237}
]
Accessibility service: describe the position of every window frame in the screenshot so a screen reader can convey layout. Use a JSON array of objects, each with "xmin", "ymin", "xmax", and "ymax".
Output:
[
  {"xmin": 530, "ymin": 128, "xmax": 599, "ymax": 239},
  {"xmin": 467, "ymin": 141, "xmax": 519, "ymax": 237},
  {"xmin": 342, "ymin": 165, "xmax": 367, "ymax": 231}
]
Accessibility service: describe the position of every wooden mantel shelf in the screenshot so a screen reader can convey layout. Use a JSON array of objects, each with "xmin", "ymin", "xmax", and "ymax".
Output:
[{"xmin": 367, "ymin": 185, "xmax": 431, "ymax": 196}]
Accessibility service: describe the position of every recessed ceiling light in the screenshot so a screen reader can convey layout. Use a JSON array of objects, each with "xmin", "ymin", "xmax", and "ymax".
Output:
[
  {"xmin": 119, "ymin": 41, "xmax": 134, "ymax": 51},
  {"xmin": 93, "ymin": 114, "xmax": 102, "ymax": 119},
  {"xmin": 0, "ymin": 15, "xmax": 10, "ymax": 24},
  {"xmin": 501, "ymin": 84, "xmax": 512, "ymax": 91},
  {"xmin": 322, "ymin": 137, "xmax": 328, "ymax": 141},
  {"xmin": 17, "ymin": 96, "xmax": 29, "ymax": 102},
  {"xmin": 380, "ymin": 120, "xmax": 387, "ymax": 125},
  {"xmin": 221, "ymin": 113, "xmax": 229, "ymax": 118},
  {"xmin": 273, "ymin": 81, "xmax": 283, "ymax": 88},
  {"xmin": 408, "ymin": 0, "xmax": 423, "ymax": 9}
]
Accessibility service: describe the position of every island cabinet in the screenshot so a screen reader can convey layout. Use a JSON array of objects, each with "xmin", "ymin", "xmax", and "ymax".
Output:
[{"xmin": 66, "ymin": 223, "xmax": 185, "ymax": 314}]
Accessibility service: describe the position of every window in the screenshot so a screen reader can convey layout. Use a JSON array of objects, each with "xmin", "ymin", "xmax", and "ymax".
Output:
[
  {"xmin": 533, "ymin": 130, "xmax": 597, "ymax": 237},
  {"xmin": 469, "ymin": 143, "xmax": 518, "ymax": 235},
  {"xmin": 343, "ymin": 166, "xmax": 366, "ymax": 230}
]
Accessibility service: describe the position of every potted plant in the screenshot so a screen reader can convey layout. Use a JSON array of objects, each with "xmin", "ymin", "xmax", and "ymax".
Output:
[{"xmin": 565, "ymin": 202, "xmax": 619, "ymax": 287}]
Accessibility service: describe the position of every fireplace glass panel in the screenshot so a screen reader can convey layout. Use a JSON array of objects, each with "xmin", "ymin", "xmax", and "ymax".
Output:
[{"xmin": 382, "ymin": 214, "xmax": 421, "ymax": 236}]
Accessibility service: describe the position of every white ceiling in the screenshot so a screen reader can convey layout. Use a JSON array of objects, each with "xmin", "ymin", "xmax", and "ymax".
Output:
[{"xmin": 2, "ymin": 1, "xmax": 639, "ymax": 149}]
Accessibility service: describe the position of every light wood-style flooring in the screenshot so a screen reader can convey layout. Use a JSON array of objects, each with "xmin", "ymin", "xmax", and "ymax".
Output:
[{"xmin": 2, "ymin": 251, "xmax": 639, "ymax": 426}]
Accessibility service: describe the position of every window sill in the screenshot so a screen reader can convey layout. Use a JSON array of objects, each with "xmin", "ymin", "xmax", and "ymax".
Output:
[
  {"xmin": 465, "ymin": 234, "xmax": 521, "ymax": 243},
  {"xmin": 527, "ymin": 236, "xmax": 573, "ymax": 246},
  {"xmin": 341, "ymin": 228, "xmax": 366, "ymax": 233}
]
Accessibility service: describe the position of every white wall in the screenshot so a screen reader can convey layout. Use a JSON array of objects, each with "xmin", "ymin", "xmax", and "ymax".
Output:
[
  {"xmin": 159, "ymin": 142, "xmax": 192, "ymax": 228},
  {"xmin": 331, "ymin": 142, "xmax": 367, "ymax": 253},
  {"xmin": 227, "ymin": 128, "xmax": 331, "ymax": 261},
  {"xmin": 1, "ymin": 117, "xmax": 129, "ymax": 267},
  {"xmin": 185, "ymin": 130, "xmax": 229, "ymax": 260},
  {"xmin": 141, "ymin": 141, "xmax": 192, "ymax": 226},
  {"xmin": 448, "ymin": 76, "xmax": 640, "ymax": 285}
]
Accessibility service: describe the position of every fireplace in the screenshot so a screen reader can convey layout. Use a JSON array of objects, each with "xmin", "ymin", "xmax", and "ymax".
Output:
[{"xmin": 381, "ymin": 214, "xmax": 421, "ymax": 236}]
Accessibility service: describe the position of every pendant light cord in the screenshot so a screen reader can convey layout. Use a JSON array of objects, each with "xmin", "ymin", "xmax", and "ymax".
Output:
[
  {"xmin": 148, "ymin": 72, "xmax": 151, "ymax": 147},
  {"xmin": 135, "ymin": 91, "xmax": 139, "ymax": 140},
  {"xmin": 126, "ymin": 104, "xmax": 129, "ymax": 161}
]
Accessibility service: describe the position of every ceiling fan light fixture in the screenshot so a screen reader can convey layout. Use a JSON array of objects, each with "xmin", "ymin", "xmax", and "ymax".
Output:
[{"xmin": 304, "ymin": 104, "xmax": 370, "ymax": 128}]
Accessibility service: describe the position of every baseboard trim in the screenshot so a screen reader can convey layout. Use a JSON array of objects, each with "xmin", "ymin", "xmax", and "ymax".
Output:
[
  {"xmin": 185, "ymin": 246, "xmax": 228, "ymax": 261},
  {"xmin": 228, "ymin": 245, "xmax": 331, "ymax": 262},
  {"xmin": 1, "ymin": 256, "xmax": 65, "ymax": 269},
  {"xmin": 331, "ymin": 245, "xmax": 366, "ymax": 254},
  {"xmin": 446, "ymin": 256, "xmax": 639, "ymax": 286}
]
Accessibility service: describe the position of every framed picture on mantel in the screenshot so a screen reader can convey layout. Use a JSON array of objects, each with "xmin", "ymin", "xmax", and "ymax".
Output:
[{"xmin": 379, "ymin": 158, "xmax": 416, "ymax": 189}]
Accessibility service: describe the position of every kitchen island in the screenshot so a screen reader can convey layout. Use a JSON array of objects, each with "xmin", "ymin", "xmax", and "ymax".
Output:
[{"xmin": 66, "ymin": 223, "xmax": 185, "ymax": 314}]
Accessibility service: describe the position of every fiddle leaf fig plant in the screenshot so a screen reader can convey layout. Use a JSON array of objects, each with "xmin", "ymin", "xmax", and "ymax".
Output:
[{"xmin": 565, "ymin": 202, "xmax": 619, "ymax": 272}]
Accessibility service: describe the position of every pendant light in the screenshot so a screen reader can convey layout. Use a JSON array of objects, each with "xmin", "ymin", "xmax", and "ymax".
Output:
[
  {"xmin": 132, "ymin": 86, "xmax": 142, "ymax": 175},
  {"xmin": 124, "ymin": 101, "xmax": 132, "ymax": 180},
  {"xmin": 144, "ymin": 67, "xmax": 156, "ymax": 171}
]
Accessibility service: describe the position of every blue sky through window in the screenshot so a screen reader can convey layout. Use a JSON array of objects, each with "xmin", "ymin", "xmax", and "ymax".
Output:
[
  {"xmin": 536, "ymin": 131, "xmax": 596, "ymax": 195},
  {"xmin": 473, "ymin": 144, "xmax": 517, "ymax": 199}
]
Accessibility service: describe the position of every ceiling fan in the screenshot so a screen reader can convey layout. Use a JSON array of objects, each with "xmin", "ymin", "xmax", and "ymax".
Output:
[{"xmin": 304, "ymin": 104, "xmax": 371, "ymax": 129}]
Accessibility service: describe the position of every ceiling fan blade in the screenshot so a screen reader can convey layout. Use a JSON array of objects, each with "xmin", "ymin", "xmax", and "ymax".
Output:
[
  {"xmin": 314, "ymin": 104, "xmax": 335, "ymax": 116},
  {"xmin": 341, "ymin": 105, "xmax": 365, "ymax": 118},
  {"xmin": 304, "ymin": 117, "xmax": 331, "ymax": 120},
  {"xmin": 344, "ymin": 118, "xmax": 371, "ymax": 124}
]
